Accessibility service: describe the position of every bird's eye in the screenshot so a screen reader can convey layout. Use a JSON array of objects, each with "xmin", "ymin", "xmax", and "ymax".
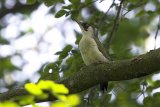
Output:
[{"xmin": 82, "ymin": 23, "xmax": 90, "ymax": 31}]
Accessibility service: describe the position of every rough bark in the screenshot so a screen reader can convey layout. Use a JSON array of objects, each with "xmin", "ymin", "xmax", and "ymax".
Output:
[{"xmin": 0, "ymin": 48, "xmax": 160, "ymax": 102}]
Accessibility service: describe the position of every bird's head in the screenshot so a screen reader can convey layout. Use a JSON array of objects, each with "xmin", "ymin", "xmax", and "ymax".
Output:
[{"xmin": 74, "ymin": 20, "xmax": 94, "ymax": 37}]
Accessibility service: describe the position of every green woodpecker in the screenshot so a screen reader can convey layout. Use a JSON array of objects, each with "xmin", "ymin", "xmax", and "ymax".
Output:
[{"xmin": 75, "ymin": 20, "xmax": 109, "ymax": 92}]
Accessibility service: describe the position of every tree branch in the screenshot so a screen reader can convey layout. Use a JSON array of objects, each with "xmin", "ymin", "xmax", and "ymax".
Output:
[
  {"xmin": 154, "ymin": 16, "xmax": 160, "ymax": 49},
  {"xmin": 61, "ymin": 48, "xmax": 160, "ymax": 93},
  {"xmin": 96, "ymin": 0, "xmax": 115, "ymax": 38},
  {"xmin": 106, "ymin": 0, "xmax": 125, "ymax": 50},
  {"xmin": 0, "ymin": 48, "xmax": 160, "ymax": 102}
]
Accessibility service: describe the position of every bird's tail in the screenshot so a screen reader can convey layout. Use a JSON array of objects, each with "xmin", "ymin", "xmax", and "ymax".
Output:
[{"xmin": 100, "ymin": 82, "xmax": 108, "ymax": 93}]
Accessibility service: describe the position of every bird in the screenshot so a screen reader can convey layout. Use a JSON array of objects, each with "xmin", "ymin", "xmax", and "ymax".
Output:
[{"xmin": 74, "ymin": 20, "xmax": 110, "ymax": 92}]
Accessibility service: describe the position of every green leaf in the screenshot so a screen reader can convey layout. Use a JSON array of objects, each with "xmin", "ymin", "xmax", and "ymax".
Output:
[
  {"xmin": 67, "ymin": 94, "xmax": 80, "ymax": 106},
  {"xmin": 0, "ymin": 101, "xmax": 19, "ymax": 107},
  {"xmin": 84, "ymin": 0, "xmax": 92, "ymax": 4},
  {"xmin": 51, "ymin": 94, "xmax": 80, "ymax": 107},
  {"xmin": 147, "ymin": 10, "xmax": 155, "ymax": 16},
  {"xmin": 37, "ymin": 80, "xmax": 55, "ymax": 90},
  {"xmin": 43, "ymin": 0, "xmax": 64, "ymax": 6},
  {"xmin": 51, "ymin": 83, "xmax": 69, "ymax": 94},
  {"xmin": 0, "ymin": 37, "xmax": 9, "ymax": 44},
  {"xmin": 143, "ymin": 96, "xmax": 153, "ymax": 105},
  {"xmin": 70, "ymin": 10, "xmax": 79, "ymax": 19},
  {"xmin": 55, "ymin": 51, "xmax": 62, "ymax": 55},
  {"xmin": 64, "ymin": 52, "xmax": 83, "ymax": 77},
  {"xmin": 58, "ymin": 45, "xmax": 73, "ymax": 60},
  {"xmin": 38, "ymin": 0, "xmax": 45, "ymax": 3},
  {"xmin": 56, "ymin": 95, "xmax": 67, "ymax": 101},
  {"xmin": 152, "ymin": 80, "xmax": 160, "ymax": 89},
  {"xmin": 37, "ymin": 80, "xmax": 69, "ymax": 94},
  {"xmin": 51, "ymin": 101, "xmax": 67, "ymax": 107},
  {"xmin": 136, "ymin": 10, "xmax": 146, "ymax": 17},
  {"xmin": 74, "ymin": 31, "xmax": 82, "ymax": 45},
  {"xmin": 26, "ymin": 0, "xmax": 36, "ymax": 4},
  {"xmin": 0, "ymin": 57, "xmax": 20, "ymax": 78},
  {"xmin": 69, "ymin": 0, "xmax": 80, "ymax": 4},
  {"xmin": 25, "ymin": 83, "xmax": 43, "ymax": 96},
  {"xmin": 128, "ymin": 0, "xmax": 137, "ymax": 3},
  {"xmin": 18, "ymin": 95, "xmax": 34, "ymax": 105},
  {"xmin": 55, "ymin": 10, "xmax": 67, "ymax": 18},
  {"xmin": 153, "ymin": 92, "xmax": 160, "ymax": 98},
  {"xmin": 44, "ymin": 1, "xmax": 55, "ymax": 7},
  {"xmin": 62, "ymin": 5, "xmax": 72, "ymax": 10}
]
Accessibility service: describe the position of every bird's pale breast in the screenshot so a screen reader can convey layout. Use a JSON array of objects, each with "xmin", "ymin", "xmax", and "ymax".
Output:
[{"xmin": 79, "ymin": 36, "xmax": 107, "ymax": 65}]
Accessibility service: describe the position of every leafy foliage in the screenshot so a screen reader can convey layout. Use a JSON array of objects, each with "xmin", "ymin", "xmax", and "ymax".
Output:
[
  {"xmin": 0, "ymin": 80, "xmax": 80, "ymax": 107},
  {"xmin": 0, "ymin": 57, "xmax": 20, "ymax": 78},
  {"xmin": 1, "ymin": 0, "xmax": 160, "ymax": 107},
  {"xmin": 0, "ymin": 101, "xmax": 19, "ymax": 107},
  {"xmin": 27, "ymin": 0, "xmax": 36, "ymax": 4}
]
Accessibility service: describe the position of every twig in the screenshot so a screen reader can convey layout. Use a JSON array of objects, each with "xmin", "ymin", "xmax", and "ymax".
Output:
[
  {"xmin": 154, "ymin": 16, "xmax": 160, "ymax": 49},
  {"xmin": 106, "ymin": 0, "xmax": 125, "ymax": 50},
  {"xmin": 96, "ymin": 0, "xmax": 115, "ymax": 37},
  {"xmin": 122, "ymin": 1, "xmax": 148, "ymax": 18}
]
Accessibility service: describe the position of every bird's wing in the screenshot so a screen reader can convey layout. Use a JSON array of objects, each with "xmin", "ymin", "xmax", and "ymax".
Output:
[{"xmin": 93, "ymin": 35, "xmax": 111, "ymax": 61}]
